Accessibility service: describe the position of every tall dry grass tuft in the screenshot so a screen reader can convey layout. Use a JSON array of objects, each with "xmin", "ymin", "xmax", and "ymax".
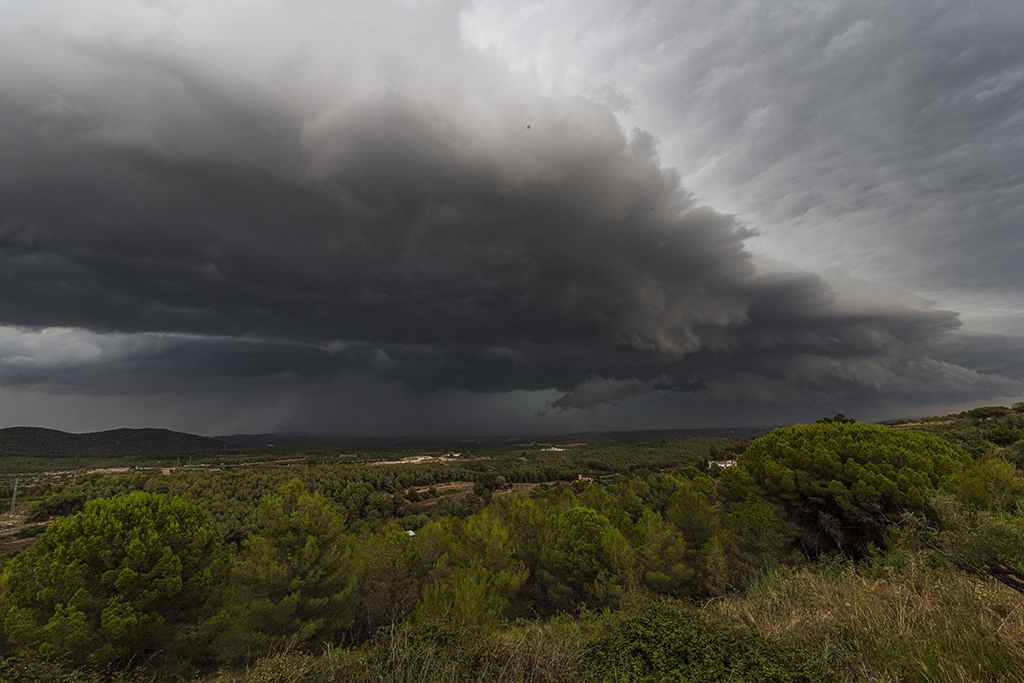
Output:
[
  {"xmin": 712, "ymin": 551, "xmax": 1024, "ymax": 682},
  {"xmin": 204, "ymin": 616, "xmax": 589, "ymax": 683},
  {"xmin": 476, "ymin": 615, "xmax": 589, "ymax": 682}
]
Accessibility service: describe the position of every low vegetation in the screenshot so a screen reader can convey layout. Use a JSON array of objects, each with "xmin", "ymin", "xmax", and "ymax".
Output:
[{"xmin": 0, "ymin": 406, "xmax": 1021, "ymax": 681}]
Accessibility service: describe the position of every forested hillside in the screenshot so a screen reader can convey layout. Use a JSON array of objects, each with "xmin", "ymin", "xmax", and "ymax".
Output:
[
  {"xmin": 0, "ymin": 408, "xmax": 1022, "ymax": 682},
  {"xmin": 0, "ymin": 427, "xmax": 227, "ymax": 460}
]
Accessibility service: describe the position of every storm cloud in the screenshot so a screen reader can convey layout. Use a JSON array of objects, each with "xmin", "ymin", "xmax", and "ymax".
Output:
[
  {"xmin": 0, "ymin": 0, "xmax": 1020, "ymax": 435},
  {"xmin": 466, "ymin": 0, "xmax": 1024, "ymax": 332}
]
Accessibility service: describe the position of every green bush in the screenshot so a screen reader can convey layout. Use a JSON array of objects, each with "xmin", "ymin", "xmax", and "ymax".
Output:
[
  {"xmin": 216, "ymin": 479, "xmax": 356, "ymax": 661},
  {"xmin": 1006, "ymin": 440, "xmax": 1024, "ymax": 469},
  {"xmin": 14, "ymin": 523, "xmax": 47, "ymax": 539},
  {"xmin": 0, "ymin": 656, "xmax": 104, "ymax": 683},
  {"xmin": 584, "ymin": 594, "xmax": 832, "ymax": 682},
  {"xmin": 741, "ymin": 423, "xmax": 969, "ymax": 556},
  {"xmin": 537, "ymin": 507, "xmax": 635, "ymax": 612},
  {"xmin": 1, "ymin": 492, "xmax": 229, "ymax": 669},
  {"xmin": 23, "ymin": 501, "xmax": 49, "ymax": 524}
]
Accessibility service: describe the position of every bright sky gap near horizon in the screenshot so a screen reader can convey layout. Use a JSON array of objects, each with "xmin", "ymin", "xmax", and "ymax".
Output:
[{"xmin": 0, "ymin": 0, "xmax": 1022, "ymax": 436}]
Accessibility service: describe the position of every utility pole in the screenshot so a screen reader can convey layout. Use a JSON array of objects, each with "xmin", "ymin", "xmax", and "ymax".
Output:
[{"xmin": 9, "ymin": 479, "xmax": 18, "ymax": 515}]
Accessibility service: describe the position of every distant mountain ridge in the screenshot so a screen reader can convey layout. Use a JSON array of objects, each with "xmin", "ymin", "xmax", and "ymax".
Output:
[
  {"xmin": 0, "ymin": 424, "xmax": 777, "ymax": 460},
  {"xmin": 216, "ymin": 426, "xmax": 776, "ymax": 447},
  {"xmin": 0, "ymin": 427, "xmax": 227, "ymax": 459}
]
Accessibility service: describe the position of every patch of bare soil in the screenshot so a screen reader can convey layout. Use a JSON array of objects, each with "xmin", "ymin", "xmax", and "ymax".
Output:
[
  {"xmin": 368, "ymin": 453, "xmax": 469, "ymax": 466},
  {"xmin": 0, "ymin": 511, "xmax": 47, "ymax": 555},
  {"xmin": 494, "ymin": 482, "xmax": 546, "ymax": 497},
  {"xmin": 413, "ymin": 482, "xmax": 476, "ymax": 513}
]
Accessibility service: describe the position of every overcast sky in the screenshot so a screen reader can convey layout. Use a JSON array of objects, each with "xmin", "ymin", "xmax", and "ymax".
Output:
[{"xmin": 1, "ymin": 0, "xmax": 1022, "ymax": 436}]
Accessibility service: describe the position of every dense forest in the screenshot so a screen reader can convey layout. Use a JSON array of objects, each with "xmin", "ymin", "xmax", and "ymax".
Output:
[{"xmin": 0, "ymin": 406, "xmax": 1023, "ymax": 682}]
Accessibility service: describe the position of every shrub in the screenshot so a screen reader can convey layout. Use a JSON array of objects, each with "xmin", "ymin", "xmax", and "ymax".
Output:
[
  {"xmin": 14, "ymin": 523, "xmax": 47, "ymax": 539},
  {"xmin": 217, "ymin": 480, "xmax": 356, "ymax": 661},
  {"xmin": 537, "ymin": 507, "xmax": 635, "ymax": 612},
  {"xmin": 741, "ymin": 423, "xmax": 969, "ymax": 556},
  {"xmin": 1, "ymin": 492, "xmax": 229, "ymax": 669},
  {"xmin": 585, "ymin": 594, "xmax": 831, "ymax": 682}
]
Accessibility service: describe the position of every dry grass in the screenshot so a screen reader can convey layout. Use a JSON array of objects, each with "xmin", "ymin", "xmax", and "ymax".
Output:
[
  {"xmin": 712, "ymin": 553, "xmax": 1024, "ymax": 683},
  {"xmin": 204, "ymin": 551, "xmax": 1024, "ymax": 683},
  {"xmin": 203, "ymin": 616, "xmax": 588, "ymax": 683}
]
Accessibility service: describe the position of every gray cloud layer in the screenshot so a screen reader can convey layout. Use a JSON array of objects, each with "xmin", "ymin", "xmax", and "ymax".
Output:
[
  {"xmin": 466, "ymin": 0, "xmax": 1024, "ymax": 332},
  {"xmin": 0, "ymin": 0, "xmax": 1020, "ymax": 434}
]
